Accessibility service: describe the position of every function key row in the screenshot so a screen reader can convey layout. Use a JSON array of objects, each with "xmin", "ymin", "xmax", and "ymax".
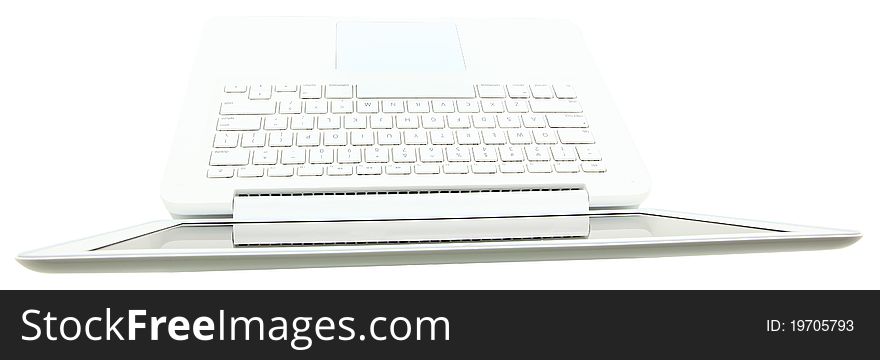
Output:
[
  {"xmin": 219, "ymin": 98, "xmax": 582, "ymax": 115},
  {"xmin": 208, "ymin": 162, "xmax": 606, "ymax": 178},
  {"xmin": 224, "ymin": 84, "xmax": 576, "ymax": 100}
]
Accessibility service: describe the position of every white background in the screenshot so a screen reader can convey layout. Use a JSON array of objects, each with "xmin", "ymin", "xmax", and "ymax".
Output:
[{"xmin": 1, "ymin": 0, "xmax": 877, "ymax": 289}]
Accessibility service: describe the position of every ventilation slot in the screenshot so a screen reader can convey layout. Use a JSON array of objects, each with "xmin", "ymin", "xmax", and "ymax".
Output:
[
  {"xmin": 236, "ymin": 186, "xmax": 584, "ymax": 198},
  {"xmin": 234, "ymin": 235, "xmax": 582, "ymax": 248}
]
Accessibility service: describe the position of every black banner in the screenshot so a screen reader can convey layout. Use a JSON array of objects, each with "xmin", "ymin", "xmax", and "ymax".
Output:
[{"xmin": 2, "ymin": 291, "xmax": 876, "ymax": 358}]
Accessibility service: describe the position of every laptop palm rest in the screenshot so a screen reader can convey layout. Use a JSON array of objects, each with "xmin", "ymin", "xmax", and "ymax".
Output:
[{"xmin": 231, "ymin": 185, "xmax": 590, "ymax": 246}]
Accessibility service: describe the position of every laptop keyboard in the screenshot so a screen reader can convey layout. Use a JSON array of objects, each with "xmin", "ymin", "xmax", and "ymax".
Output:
[{"xmin": 208, "ymin": 84, "xmax": 606, "ymax": 178}]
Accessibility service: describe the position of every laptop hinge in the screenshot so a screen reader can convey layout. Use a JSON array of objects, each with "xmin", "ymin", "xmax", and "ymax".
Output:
[
  {"xmin": 230, "ymin": 184, "xmax": 591, "ymax": 245},
  {"xmin": 232, "ymin": 184, "xmax": 589, "ymax": 222}
]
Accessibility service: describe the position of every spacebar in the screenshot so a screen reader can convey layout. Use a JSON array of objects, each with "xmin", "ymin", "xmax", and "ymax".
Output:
[{"xmin": 356, "ymin": 83, "xmax": 475, "ymax": 98}]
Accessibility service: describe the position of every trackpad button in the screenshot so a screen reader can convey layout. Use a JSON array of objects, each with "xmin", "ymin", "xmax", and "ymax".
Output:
[{"xmin": 336, "ymin": 21, "xmax": 466, "ymax": 73}]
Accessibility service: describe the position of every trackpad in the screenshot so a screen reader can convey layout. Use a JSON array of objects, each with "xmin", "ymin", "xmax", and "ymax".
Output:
[{"xmin": 336, "ymin": 21, "xmax": 466, "ymax": 73}]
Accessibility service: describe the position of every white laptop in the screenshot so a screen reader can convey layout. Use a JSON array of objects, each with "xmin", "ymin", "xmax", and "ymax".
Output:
[{"xmin": 17, "ymin": 17, "xmax": 860, "ymax": 272}]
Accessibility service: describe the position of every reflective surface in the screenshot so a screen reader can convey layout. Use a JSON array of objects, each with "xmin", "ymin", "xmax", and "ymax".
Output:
[{"xmin": 95, "ymin": 214, "xmax": 779, "ymax": 251}]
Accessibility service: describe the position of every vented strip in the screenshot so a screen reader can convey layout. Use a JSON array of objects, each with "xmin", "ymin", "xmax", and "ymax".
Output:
[
  {"xmin": 233, "ymin": 185, "xmax": 590, "ymax": 222},
  {"xmin": 234, "ymin": 235, "xmax": 582, "ymax": 247},
  {"xmin": 236, "ymin": 186, "xmax": 583, "ymax": 197}
]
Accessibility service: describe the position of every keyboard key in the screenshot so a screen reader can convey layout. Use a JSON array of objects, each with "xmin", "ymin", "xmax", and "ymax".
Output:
[
  {"xmin": 472, "ymin": 114, "xmax": 497, "ymax": 128},
  {"xmin": 443, "ymin": 164, "xmax": 469, "ymax": 174},
  {"xmin": 344, "ymin": 115, "xmax": 367, "ymax": 129},
  {"xmin": 547, "ymin": 114, "xmax": 588, "ymax": 128},
  {"xmin": 396, "ymin": 115, "xmax": 419, "ymax": 129},
  {"xmin": 558, "ymin": 129, "xmax": 595, "ymax": 144},
  {"xmin": 554, "ymin": 162, "xmax": 580, "ymax": 173},
  {"xmin": 249, "ymin": 84, "xmax": 272, "ymax": 100},
  {"xmin": 281, "ymin": 148, "xmax": 306, "ymax": 164},
  {"xmin": 238, "ymin": 167, "xmax": 264, "ymax": 177},
  {"xmin": 473, "ymin": 146, "xmax": 498, "ymax": 162},
  {"xmin": 224, "ymin": 84, "xmax": 247, "ymax": 93},
  {"xmin": 404, "ymin": 130, "xmax": 428, "ymax": 145},
  {"xmin": 337, "ymin": 148, "xmax": 361, "ymax": 163},
  {"xmin": 392, "ymin": 147, "xmax": 417, "ymax": 163},
  {"xmin": 527, "ymin": 162, "xmax": 553, "ymax": 173},
  {"xmin": 357, "ymin": 100, "xmax": 379, "ymax": 113},
  {"xmin": 365, "ymin": 147, "xmax": 389, "ymax": 163},
  {"xmin": 268, "ymin": 132, "xmax": 293, "ymax": 147},
  {"xmin": 553, "ymin": 84, "xmax": 577, "ymax": 99},
  {"xmin": 477, "ymin": 84, "xmax": 506, "ymax": 98},
  {"xmin": 253, "ymin": 149, "xmax": 277, "ymax": 165},
  {"xmin": 276, "ymin": 84, "xmax": 298, "ymax": 92},
  {"xmin": 430, "ymin": 130, "xmax": 455, "ymax": 145},
  {"xmin": 350, "ymin": 130, "xmax": 375, "ymax": 146},
  {"xmin": 241, "ymin": 132, "xmax": 266, "ymax": 147},
  {"xmin": 530, "ymin": 85, "xmax": 554, "ymax": 99},
  {"xmin": 220, "ymin": 101, "xmax": 276, "ymax": 115},
  {"xmin": 213, "ymin": 133, "xmax": 239, "ymax": 148},
  {"xmin": 419, "ymin": 147, "xmax": 445, "ymax": 162},
  {"xmin": 356, "ymin": 165, "xmax": 382, "ymax": 175},
  {"xmin": 382, "ymin": 100, "xmax": 405, "ymax": 113},
  {"xmin": 481, "ymin": 100, "xmax": 504, "ymax": 113},
  {"xmin": 482, "ymin": 129, "xmax": 507, "ymax": 145},
  {"xmin": 522, "ymin": 114, "xmax": 546, "ymax": 128},
  {"xmin": 507, "ymin": 129, "xmax": 533, "ymax": 145},
  {"xmin": 331, "ymin": 100, "xmax": 354, "ymax": 113},
  {"xmin": 327, "ymin": 165, "xmax": 354, "ymax": 176},
  {"xmin": 447, "ymin": 114, "xmax": 470, "ymax": 128},
  {"xmin": 472, "ymin": 164, "xmax": 497, "ymax": 174},
  {"xmin": 533, "ymin": 129, "xmax": 558, "ymax": 144},
  {"xmin": 526, "ymin": 146, "xmax": 551, "ymax": 161},
  {"xmin": 500, "ymin": 146, "xmax": 525, "ymax": 161},
  {"xmin": 264, "ymin": 115, "xmax": 289, "ymax": 130},
  {"xmin": 267, "ymin": 166, "xmax": 294, "ymax": 177},
  {"xmin": 370, "ymin": 115, "xmax": 393, "ymax": 129},
  {"xmin": 317, "ymin": 115, "xmax": 341, "ymax": 129},
  {"xmin": 377, "ymin": 130, "xmax": 401, "ymax": 145},
  {"xmin": 446, "ymin": 147, "xmax": 471, "ymax": 162},
  {"xmin": 305, "ymin": 100, "xmax": 328, "ymax": 114},
  {"xmin": 498, "ymin": 114, "xmax": 522, "ymax": 128},
  {"xmin": 582, "ymin": 162, "xmax": 607, "ymax": 173},
  {"xmin": 407, "ymin": 100, "xmax": 430, "ymax": 113},
  {"xmin": 505, "ymin": 99, "xmax": 530, "ymax": 113},
  {"xmin": 298, "ymin": 166, "xmax": 324, "ymax": 176},
  {"xmin": 217, "ymin": 116, "xmax": 261, "ymax": 131},
  {"xmin": 456, "ymin": 99, "xmax": 480, "ymax": 113},
  {"xmin": 296, "ymin": 132, "xmax": 320, "ymax": 146},
  {"xmin": 300, "ymin": 85, "xmax": 322, "ymax": 99},
  {"xmin": 207, "ymin": 167, "xmax": 235, "ymax": 178},
  {"xmin": 551, "ymin": 145, "xmax": 578, "ymax": 161},
  {"xmin": 500, "ymin": 163, "xmax": 525, "ymax": 173},
  {"xmin": 279, "ymin": 100, "xmax": 302, "ymax": 114},
  {"xmin": 506, "ymin": 84, "xmax": 530, "ymax": 98},
  {"xmin": 415, "ymin": 164, "xmax": 441, "ymax": 174},
  {"xmin": 386, "ymin": 164, "xmax": 412, "ymax": 175},
  {"xmin": 422, "ymin": 115, "xmax": 445, "ymax": 129},
  {"xmin": 325, "ymin": 84, "xmax": 353, "ymax": 99},
  {"xmin": 290, "ymin": 115, "xmax": 313, "ymax": 130},
  {"xmin": 309, "ymin": 148, "xmax": 334, "ymax": 164},
  {"xmin": 576, "ymin": 145, "xmax": 602, "ymax": 161},
  {"xmin": 456, "ymin": 130, "xmax": 481, "ymax": 145},
  {"xmin": 530, "ymin": 99, "xmax": 582, "ymax": 113},
  {"xmin": 324, "ymin": 130, "xmax": 348, "ymax": 146},
  {"xmin": 432, "ymin": 100, "xmax": 455, "ymax": 113}
]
